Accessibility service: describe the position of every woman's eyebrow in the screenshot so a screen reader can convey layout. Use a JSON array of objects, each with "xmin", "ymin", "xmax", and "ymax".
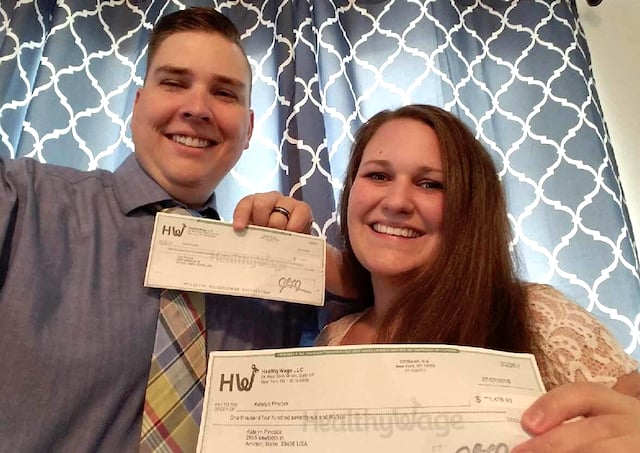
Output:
[{"xmin": 360, "ymin": 159, "xmax": 443, "ymax": 174}]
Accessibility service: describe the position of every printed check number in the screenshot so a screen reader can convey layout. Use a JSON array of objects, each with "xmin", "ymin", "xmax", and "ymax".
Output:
[
  {"xmin": 144, "ymin": 212, "xmax": 326, "ymax": 306},
  {"xmin": 197, "ymin": 345, "xmax": 546, "ymax": 452}
]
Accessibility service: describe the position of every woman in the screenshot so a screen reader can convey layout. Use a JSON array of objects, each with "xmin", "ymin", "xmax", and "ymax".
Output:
[{"xmin": 317, "ymin": 104, "xmax": 640, "ymax": 450}]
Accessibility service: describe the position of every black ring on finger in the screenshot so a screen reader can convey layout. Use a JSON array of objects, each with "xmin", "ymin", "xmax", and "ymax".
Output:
[{"xmin": 271, "ymin": 206, "xmax": 291, "ymax": 222}]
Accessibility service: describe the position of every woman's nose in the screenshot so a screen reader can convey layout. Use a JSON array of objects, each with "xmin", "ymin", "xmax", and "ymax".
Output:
[{"xmin": 381, "ymin": 181, "xmax": 414, "ymax": 215}]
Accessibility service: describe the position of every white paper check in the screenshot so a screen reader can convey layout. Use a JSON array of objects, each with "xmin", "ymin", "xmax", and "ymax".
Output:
[
  {"xmin": 144, "ymin": 212, "xmax": 325, "ymax": 306},
  {"xmin": 197, "ymin": 345, "xmax": 546, "ymax": 452}
]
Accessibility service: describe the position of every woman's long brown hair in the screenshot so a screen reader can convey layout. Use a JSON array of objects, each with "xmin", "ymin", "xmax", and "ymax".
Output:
[{"xmin": 339, "ymin": 105, "xmax": 532, "ymax": 353}]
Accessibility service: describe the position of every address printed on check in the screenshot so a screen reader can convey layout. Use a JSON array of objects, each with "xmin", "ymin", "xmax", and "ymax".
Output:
[
  {"xmin": 144, "ymin": 212, "xmax": 325, "ymax": 305},
  {"xmin": 197, "ymin": 344, "xmax": 547, "ymax": 452}
]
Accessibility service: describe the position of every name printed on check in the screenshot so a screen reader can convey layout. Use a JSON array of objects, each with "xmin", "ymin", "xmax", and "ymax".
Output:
[
  {"xmin": 144, "ymin": 212, "xmax": 326, "ymax": 306},
  {"xmin": 197, "ymin": 344, "xmax": 547, "ymax": 453}
]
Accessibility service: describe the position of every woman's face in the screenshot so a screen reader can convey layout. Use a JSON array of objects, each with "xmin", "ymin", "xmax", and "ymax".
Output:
[{"xmin": 347, "ymin": 118, "xmax": 445, "ymax": 286}]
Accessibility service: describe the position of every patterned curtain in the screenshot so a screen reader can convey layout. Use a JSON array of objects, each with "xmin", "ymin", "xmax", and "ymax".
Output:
[{"xmin": 1, "ymin": 0, "xmax": 638, "ymax": 359}]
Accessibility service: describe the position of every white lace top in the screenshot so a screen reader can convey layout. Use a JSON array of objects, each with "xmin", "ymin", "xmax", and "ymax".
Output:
[{"xmin": 315, "ymin": 284, "xmax": 638, "ymax": 391}]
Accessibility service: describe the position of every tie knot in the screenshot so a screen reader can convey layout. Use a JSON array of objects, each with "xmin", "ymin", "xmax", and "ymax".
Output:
[
  {"xmin": 147, "ymin": 201, "xmax": 200, "ymax": 217},
  {"xmin": 163, "ymin": 205, "xmax": 202, "ymax": 218},
  {"xmin": 147, "ymin": 201, "xmax": 219, "ymax": 219}
]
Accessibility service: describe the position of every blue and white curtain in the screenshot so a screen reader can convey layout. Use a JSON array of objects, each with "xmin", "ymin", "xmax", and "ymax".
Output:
[{"xmin": 1, "ymin": 0, "xmax": 639, "ymax": 359}]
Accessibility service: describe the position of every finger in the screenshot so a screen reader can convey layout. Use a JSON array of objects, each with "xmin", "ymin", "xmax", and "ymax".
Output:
[
  {"xmin": 232, "ymin": 195, "xmax": 256, "ymax": 230},
  {"xmin": 267, "ymin": 204, "xmax": 290, "ymax": 230},
  {"xmin": 584, "ymin": 434, "xmax": 640, "ymax": 453},
  {"xmin": 264, "ymin": 196, "xmax": 313, "ymax": 233},
  {"xmin": 283, "ymin": 201, "xmax": 313, "ymax": 233},
  {"xmin": 233, "ymin": 191, "xmax": 280, "ymax": 230},
  {"xmin": 512, "ymin": 414, "xmax": 639, "ymax": 453},
  {"xmin": 521, "ymin": 382, "xmax": 639, "ymax": 435}
]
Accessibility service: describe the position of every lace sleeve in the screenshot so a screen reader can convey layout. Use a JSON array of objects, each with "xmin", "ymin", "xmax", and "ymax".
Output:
[{"xmin": 527, "ymin": 284, "xmax": 638, "ymax": 390}]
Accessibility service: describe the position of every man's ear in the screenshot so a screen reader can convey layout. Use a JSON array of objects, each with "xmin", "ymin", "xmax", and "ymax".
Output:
[
  {"xmin": 244, "ymin": 109, "xmax": 254, "ymax": 149},
  {"xmin": 130, "ymin": 88, "xmax": 143, "ymax": 137}
]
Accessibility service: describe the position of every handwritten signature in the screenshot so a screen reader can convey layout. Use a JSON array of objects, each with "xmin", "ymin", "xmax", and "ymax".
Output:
[
  {"xmin": 278, "ymin": 277, "xmax": 311, "ymax": 294},
  {"xmin": 455, "ymin": 442, "xmax": 509, "ymax": 453}
]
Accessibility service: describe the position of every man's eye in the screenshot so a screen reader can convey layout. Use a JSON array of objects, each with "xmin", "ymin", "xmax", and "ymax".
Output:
[{"xmin": 160, "ymin": 80, "xmax": 184, "ymax": 88}]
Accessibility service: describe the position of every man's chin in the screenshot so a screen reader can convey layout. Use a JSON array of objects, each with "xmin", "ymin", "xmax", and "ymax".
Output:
[{"xmin": 159, "ymin": 177, "xmax": 214, "ymax": 205}]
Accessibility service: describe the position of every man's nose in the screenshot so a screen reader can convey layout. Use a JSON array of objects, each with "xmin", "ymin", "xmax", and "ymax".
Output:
[{"xmin": 179, "ymin": 88, "xmax": 212, "ymax": 122}]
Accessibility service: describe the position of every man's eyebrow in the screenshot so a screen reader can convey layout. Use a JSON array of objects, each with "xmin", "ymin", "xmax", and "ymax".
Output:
[
  {"xmin": 152, "ymin": 65, "xmax": 247, "ymax": 90},
  {"xmin": 210, "ymin": 74, "xmax": 247, "ymax": 91},
  {"xmin": 153, "ymin": 65, "xmax": 190, "ymax": 77}
]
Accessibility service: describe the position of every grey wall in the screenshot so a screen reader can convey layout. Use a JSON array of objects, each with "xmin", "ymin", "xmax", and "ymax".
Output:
[{"xmin": 578, "ymin": 0, "xmax": 640, "ymax": 256}]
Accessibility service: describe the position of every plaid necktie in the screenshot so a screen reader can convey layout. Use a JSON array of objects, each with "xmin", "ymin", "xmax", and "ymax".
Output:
[{"xmin": 140, "ymin": 206, "xmax": 207, "ymax": 452}]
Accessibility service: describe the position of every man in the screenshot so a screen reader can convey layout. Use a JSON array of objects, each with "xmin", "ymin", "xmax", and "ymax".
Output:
[{"xmin": 0, "ymin": 7, "xmax": 329, "ymax": 452}]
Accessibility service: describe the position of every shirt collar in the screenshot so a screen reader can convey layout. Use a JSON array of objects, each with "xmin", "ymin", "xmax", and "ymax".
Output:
[{"xmin": 113, "ymin": 154, "xmax": 219, "ymax": 218}]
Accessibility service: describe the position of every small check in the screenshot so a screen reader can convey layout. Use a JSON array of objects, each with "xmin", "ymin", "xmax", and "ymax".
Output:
[
  {"xmin": 197, "ymin": 345, "xmax": 546, "ymax": 452},
  {"xmin": 144, "ymin": 212, "xmax": 325, "ymax": 306}
]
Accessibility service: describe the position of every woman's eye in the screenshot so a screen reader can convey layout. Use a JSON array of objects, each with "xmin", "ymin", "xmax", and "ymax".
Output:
[
  {"xmin": 419, "ymin": 180, "xmax": 443, "ymax": 190},
  {"xmin": 366, "ymin": 172, "xmax": 388, "ymax": 181}
]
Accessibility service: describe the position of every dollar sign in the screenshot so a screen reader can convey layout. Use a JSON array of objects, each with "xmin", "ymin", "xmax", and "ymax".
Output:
[{"xmin": 475, "ymin": 395, "xmax": 482, "ymax": 404}]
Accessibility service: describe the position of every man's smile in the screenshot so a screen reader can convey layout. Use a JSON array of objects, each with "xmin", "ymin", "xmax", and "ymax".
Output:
[{"xmin": 170, "ymin": 134, "xmax": 214, "ymax": 148}]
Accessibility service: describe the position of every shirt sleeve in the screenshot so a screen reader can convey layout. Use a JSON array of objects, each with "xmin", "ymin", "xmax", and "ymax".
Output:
[
  {"xmin": 527, "ymin": 284, "xmax": 639, "ymax": 390},
  {"xmin": 0, "ymin": 157, "xmax": 21, "ymax": 279}
]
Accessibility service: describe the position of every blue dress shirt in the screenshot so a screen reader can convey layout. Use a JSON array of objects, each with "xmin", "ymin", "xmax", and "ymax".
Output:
[{"xmin": 0, "ymin": 155, "xmax": 315, "ymax": 452}]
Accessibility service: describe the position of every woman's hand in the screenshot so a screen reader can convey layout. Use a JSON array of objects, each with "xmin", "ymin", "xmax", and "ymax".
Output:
[{"xmin": 512, "ymin": 377, "xmax": 640, "ymax": 452}]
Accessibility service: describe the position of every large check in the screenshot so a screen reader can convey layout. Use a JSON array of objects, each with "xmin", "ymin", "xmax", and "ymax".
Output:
[
  {"xmin": 197, "ymin": 345, "xmax": 546, "ymax": 452},
  {"xmin": 144, "ymin": 213, "xmax": 325, "ymax": 306}
]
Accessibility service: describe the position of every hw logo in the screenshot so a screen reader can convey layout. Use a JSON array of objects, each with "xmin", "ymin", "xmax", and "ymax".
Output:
[
  {"xmin": 219, "ymin": 364, "xmax": 259, "ymax": 392},
  {"xmin": 161, "ymin": 223, "xmax": 187, "ymax": 237}
]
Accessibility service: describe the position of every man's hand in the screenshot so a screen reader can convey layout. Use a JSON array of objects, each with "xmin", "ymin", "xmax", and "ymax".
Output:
[
  {"xmin": 233, "ymin": 191, "xmax": 312, "ymax": 233},
  {"xmin": 233, "ymin": 192, "xmax": 358, "ymax": 299}
]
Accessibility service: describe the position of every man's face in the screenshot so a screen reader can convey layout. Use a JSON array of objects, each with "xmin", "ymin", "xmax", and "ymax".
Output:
[{"xmin": 131, "ymin": 31, "xmax": 254, "ymax": 207}]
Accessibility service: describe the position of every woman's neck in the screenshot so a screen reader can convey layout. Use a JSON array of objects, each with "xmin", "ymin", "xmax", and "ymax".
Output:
[
  {"xmin": 340, "ymin": 276, "xmax": 401, "ymax": 345},
  {"xmin": 371, "ymin": 275, "xmax": 402, "ymax": 321}
]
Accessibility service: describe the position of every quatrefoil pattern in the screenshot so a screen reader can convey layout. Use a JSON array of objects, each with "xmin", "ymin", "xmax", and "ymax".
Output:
[{"xmin": 1, "ymin": 0, "xmax": 638, "ymax": 359}]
